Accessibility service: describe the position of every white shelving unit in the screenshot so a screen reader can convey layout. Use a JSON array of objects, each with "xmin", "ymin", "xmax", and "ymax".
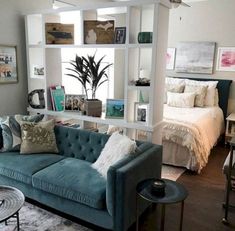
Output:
[{"xmin": 25, "ymin": 0, "xmax": 170, "ymax": 143}]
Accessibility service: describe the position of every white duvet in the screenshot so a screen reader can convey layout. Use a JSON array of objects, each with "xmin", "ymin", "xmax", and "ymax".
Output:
[{"xmin": 162, "ymin": 104, "xmax": 224, "ymax": 172}]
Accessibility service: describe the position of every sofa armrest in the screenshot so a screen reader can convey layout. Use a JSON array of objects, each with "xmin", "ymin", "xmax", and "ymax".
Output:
[{"xmin": 106, "ymin": 144, "xmax": 162, "ymax": 231}]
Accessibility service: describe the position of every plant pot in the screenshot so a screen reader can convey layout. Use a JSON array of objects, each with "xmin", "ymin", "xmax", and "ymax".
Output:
[{"xmin": 84, "ymin": 99, "xmax": 102, "ymax": 117}]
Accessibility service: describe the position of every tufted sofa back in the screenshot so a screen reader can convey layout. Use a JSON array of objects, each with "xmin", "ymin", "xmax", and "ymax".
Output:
[{"xmin": 54, "ymin": 125, "xmax": 109, "ymax": 163}]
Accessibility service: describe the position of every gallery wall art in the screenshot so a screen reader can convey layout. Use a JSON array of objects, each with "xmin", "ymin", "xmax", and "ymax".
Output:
[
  {"xmin": 175, "ymin": 42, "xmax": 216, "ymax": 74},
  {"xmin": 0, "ymin": 45, "xmax": 18, "ymax": 83},
  {"xmin": 216, "ymin": 47, "xmax": 235, "ymax": 71}
]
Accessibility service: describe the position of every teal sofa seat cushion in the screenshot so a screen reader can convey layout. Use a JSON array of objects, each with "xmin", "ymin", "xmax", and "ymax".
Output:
[
  {"xmin": 0, "ymin": 152, "xmax": 65, "ymax": 184},
  {"xmin": 32, "ymin": 158, "xmax": 106, "ymax": 209}
]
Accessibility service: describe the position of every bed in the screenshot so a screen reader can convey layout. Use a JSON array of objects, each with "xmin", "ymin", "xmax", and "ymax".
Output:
[{"xmin": 162, "ymin": 77, "xmax": 232, "ymax": 173}]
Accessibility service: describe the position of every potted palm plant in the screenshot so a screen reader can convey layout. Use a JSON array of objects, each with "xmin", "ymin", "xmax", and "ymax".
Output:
[{"xmin": 66, "ymin": 53, "xmax": 112, "ymax": 117}]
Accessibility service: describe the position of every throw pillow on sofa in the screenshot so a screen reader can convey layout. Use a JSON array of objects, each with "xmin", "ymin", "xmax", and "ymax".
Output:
[
  {"xmin": 92, "ymin": 132, "xmax": 136, "ymax": 178},
  {"xmin": 0, "ymin": 114, "xmax": 44, "ymax": 152},
  {"xmin": 20, "ymin": 119, "xmax": 58, "ymax": 154}
]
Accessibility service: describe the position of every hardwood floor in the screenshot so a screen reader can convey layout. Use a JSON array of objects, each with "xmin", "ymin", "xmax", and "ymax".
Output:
[{"xmin": 131, "ymin": 144, "xmax": 235, "ymax": 231}]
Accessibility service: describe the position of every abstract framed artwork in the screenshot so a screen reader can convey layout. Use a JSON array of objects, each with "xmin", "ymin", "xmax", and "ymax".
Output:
[
  {"xmin": 0, "ymin": 45, "xmax": 18, "ymax": 84},
  {"xmin": 166, "ymin": 47, "xmax": 176, "ymax": 70},
  {"xmin": 216, "ymin": 47, "xmax": 235, "ymax": 71},
  {"xmin": 175, "ymin": 42, "xmax": 216, "ymax": 74}
]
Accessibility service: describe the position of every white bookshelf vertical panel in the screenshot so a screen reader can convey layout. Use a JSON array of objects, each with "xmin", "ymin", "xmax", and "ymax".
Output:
[
  {"xmin": 129, "ymin": 6, "xmax": 141, "ymax": 44},
  {"xmin": 28, "ymin": 48, "xmax": 45, "ymax": 79},
  {"xmin": 26, "ymin": 14, "xmax": 43, "ymax": 45},
  {"xmin": 45, "ymin": 48, "xmax": 62, "ymax": 110},
  {"xmin": 141, "ymin": 5, "xmax": 154, "ymax": 32}
]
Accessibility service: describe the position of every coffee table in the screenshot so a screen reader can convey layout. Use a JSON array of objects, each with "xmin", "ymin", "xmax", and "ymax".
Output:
[{"xmin": 0, "ymin": 185, "xmax": 25, "ymax": 231}]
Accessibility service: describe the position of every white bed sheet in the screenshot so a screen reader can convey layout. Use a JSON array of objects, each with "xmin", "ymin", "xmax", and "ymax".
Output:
[{"xmin": 162, "ymin": 104, "xmax": 224, "ymax": 172}]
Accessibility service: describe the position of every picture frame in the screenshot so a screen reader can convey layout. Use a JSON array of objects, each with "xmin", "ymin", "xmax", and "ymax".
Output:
[
  {"xmin": 114, "ymin": 27, "xmax": 126, "ymax": 44},
  {"xmin": 84, "ymin": 20, "xmax": 115, "ymax": 44},
  {"xmin": 0, "ymin": 45, "xmax": 18, "ymax": 84},
  {"xmin": 175, "ymin": 41, "xmax": 216, "ymax": 74},
  {"xmin": 64, "ymin": 94, "xmax": 86, "ymax": 112},
  {"xmin": 134, "ymin": 102, "xmax": 149, "ymax": 123},
  {"xmin": 106, "ymin": 99, "xmax": 124, "ymax": 119},
  {"xmin": 166, "ymin": 47, "xmax": 176, "ymax": 70},
  {"xmin": 33, "ymin": 65, "xmax": 44, "ymax": 76},
  {"xmin": 216, "ymin": 47, "xmax": 235, "ymax": 72},
  {"xmin": 45, "ymin": 23, "xmax": 74, "ymax": 45}
]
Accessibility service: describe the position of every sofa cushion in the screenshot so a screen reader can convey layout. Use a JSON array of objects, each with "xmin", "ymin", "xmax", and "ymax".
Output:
[
  {"xmin": 0, "ymin": 152, "xmax": 64, "ymax": 184},
  {"xmin": 32, "ymin": 158, "xmax": 106, "ymax": 209},
  {"xmin": 54, "ymin": 126, "xmax": 109, "ymax": 163}
]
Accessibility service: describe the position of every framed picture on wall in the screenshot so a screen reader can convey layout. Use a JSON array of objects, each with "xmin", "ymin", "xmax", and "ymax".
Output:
[
  {"xmin": 175, "ymin": 41, "xmax": 216, "ymax": 74},
  {"xmin": 0, "ymin": 45, "xmax": 18, "ymax": 84},
  {"xmin": 216, "ymin": 47, "xmax": 235, "ymax": 71},
  {"xmin": 166, "ymin": 48, "xmax": 176, "ymax": 70}
]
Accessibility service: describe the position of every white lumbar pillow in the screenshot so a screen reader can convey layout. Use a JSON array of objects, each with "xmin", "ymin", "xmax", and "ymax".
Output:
[
  {"xmin": 167, "ymin": 92, "xmax": 195, "ymax": 108},
  {"xmin": 92, "ymin": 132, "xmax": 136, "ymax": 178}
]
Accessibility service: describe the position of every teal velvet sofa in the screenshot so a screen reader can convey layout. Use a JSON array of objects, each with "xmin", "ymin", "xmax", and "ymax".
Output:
[{"xmin": 0, "ymin": 125, "xmax": 162, "ymax": 231}]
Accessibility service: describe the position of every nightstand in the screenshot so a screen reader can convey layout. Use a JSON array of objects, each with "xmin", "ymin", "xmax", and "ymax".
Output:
[{"xmin": 225, "ymin": 113, "xmax": 235, "ymax": 144}]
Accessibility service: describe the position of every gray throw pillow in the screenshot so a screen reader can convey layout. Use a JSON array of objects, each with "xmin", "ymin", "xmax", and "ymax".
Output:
[
  {"xmin": 0, "ymin": 114, "xmax": 44, "ymax": 152},
  {"xmin": 20, "ymin": 119, "xmax": 58, "ymax": 154}
]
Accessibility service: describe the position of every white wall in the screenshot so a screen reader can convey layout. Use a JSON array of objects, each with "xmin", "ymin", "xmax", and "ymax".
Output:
[{"xmin": 167, "ymin": 0, "xmax": 235, "ymax": 113}]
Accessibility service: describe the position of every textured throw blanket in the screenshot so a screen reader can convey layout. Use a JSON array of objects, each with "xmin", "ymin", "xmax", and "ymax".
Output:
[{"xmin": 162, "ymin": 105, "xmax": 224, "ymax": 173}]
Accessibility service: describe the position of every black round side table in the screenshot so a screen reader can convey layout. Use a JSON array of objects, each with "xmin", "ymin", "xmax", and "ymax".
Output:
[{"xmin": 136, "ymin": 178, "xmax": 188, "ymax": 231}]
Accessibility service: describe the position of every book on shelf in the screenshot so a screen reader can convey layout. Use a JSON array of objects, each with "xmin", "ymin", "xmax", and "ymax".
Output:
[{"xmin": 49, "ymin": 85, "xmax": 65, "ymax": 111}]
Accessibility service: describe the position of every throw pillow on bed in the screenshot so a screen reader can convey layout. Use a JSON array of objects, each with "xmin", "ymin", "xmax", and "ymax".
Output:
[
  {"xmin": 184, "ymin": 85, "xmax": 207, "ymax": 107},
  {"xmin": 167, "ymin": 92, "xmax": 195, "ymax": 108},
  {"xmin": 164, "ymin": 83, "xmax": 185, "ymax": 103},
  {"xmin": 20, "ymin": 119, "xmax": 58, "ymax": 154},
  {"xmin": 0, "ymin": 114, "xmax": 44, "ymax": 152},
  {"xmin": 185, "ymin": 79, "xmax": 218, "ymax": 106},
  {"xmin": 92, "ymin": 131, "xmax": 136, "ymax": 178}
]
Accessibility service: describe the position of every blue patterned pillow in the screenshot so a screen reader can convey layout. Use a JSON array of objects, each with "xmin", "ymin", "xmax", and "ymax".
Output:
[{"xmin": 0, "ymin": 114, "xmax": 44, "ymax": 152}]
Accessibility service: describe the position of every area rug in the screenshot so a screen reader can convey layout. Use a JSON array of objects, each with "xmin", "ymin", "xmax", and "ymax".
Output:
[
  {"xmin": 161, "ymin": 165, "xmax": 186, "ymax": 181},
  {"xmin": 0, "ymin": 202, "xmax": 92, "ymax": 231}
]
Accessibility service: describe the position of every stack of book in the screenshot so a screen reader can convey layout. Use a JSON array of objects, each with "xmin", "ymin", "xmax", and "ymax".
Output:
[{"xmin": 49, "ymin": 85, "xmax": 65, "ymax": 111}]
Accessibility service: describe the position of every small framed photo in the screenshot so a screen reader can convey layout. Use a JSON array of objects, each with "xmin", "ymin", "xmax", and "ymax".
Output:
[
  {"xmin": 0, "ymin": 45, "xmax": 18, "ymax": 84},
  {"xmin": 106, "ymin": 99, "xmax": 124, "ymax": 119},
  {"xmin": 216, "ymin": 47, "xmax": 235, "ymax": 71},
  {"xmin": 134, "ymin": 102, "xmax": 149, "ymax": 123},
  {"xmin": 114, "ymin": 27, "xmax": 126, "ymax": 44},
  {"xmin": 33, "ymin": 65, "xmax": 44, "ymax": 76},
  {"xmin": 64, "ymin": 94, "xmax": 85, "ymax": 112},
  {"xmin": 166, "ymin": 48, "xmax": 176, "ymax": 70}
]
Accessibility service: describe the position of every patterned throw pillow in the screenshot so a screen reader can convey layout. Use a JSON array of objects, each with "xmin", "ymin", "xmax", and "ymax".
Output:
[
  {"xmin": 20, "ymin": 119, "xmax": 58, "ymax": 154},
  {"xmin": 0, "ymin": 114, "xmax": 44, "ymax": 152},
  {"xmin": 184, "ymin": 85, "xmax": 208, "ymax": 107}
]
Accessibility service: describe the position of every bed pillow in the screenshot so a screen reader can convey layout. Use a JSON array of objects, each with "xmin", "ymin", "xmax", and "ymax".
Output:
[
  {"xmin": 92, "ymin": 132, "xmax": 136, "ymax": 178},
  {"xmin": 20, "ymin": 119, "xmax": 58, "ymax": 154},
  {"xmin": 164, "ymin": 83, "xmax": 185, "ymax": 103},
  {"xmin": 184, "ymin": 85, "xmax": 207, "ymax": 107},
  {"xmin": 0, "ymin": 114, "xmax": 44, "ymax": 152},
  {"xmin": 185, "ymin": 79, "xmax": 218, "ymax": 106},
  {"xmin": 167, "ymin": 92, "xmax": 195, "ymax": 108},
  {"xmin": 166, "ymin": 77, "xmax": 185, "ymax": 85},
  {"xmin": 214, "ymin": 89, "xmax": 219, "ymax": 106}
]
